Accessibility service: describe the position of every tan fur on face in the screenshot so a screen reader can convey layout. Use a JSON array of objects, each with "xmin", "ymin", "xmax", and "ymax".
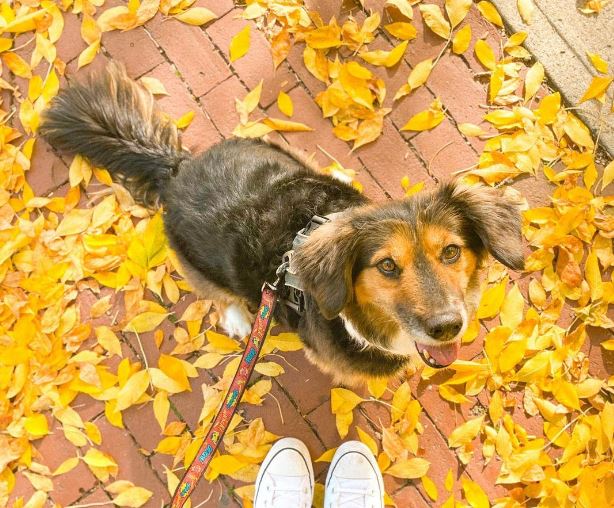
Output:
[{"xmin": 348, "ymin": 221, "xmax": 481, "ymax": 353}]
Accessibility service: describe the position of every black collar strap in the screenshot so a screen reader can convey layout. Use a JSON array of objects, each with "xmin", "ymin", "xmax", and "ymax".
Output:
[{"xmin": 279, "ymin": 213, "xmax": 342, "ymax": 314}]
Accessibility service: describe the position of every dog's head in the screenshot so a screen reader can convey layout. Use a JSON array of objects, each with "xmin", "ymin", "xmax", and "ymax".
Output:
[{"xmin": 294, "ymin": 181, "xmax": 524, "ymax": 369}]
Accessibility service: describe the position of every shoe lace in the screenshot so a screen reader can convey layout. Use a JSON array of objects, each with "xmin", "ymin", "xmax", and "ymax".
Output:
[
  {"xmin": 332, "ymin": 477, "xmax": 378, "ymax": 508},
  {"xmin": 265, "ymin": 473, "xmax": 310, "ymax": 507}
]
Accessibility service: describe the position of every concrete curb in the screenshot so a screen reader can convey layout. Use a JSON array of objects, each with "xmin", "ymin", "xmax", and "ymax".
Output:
[{"xmin": 491, "ymin": 0, "xmax": 613, "ymax": 157}]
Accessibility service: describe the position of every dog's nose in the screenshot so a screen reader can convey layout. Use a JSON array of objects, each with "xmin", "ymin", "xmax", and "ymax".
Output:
[{"xmin": 425, "ymin": 313, "xmax": 463, "ymax": 341}]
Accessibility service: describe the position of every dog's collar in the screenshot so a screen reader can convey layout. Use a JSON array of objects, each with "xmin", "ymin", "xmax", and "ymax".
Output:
[{"xmin": 278, "ymin": 212, "xmax": 343, "ymax": 315}]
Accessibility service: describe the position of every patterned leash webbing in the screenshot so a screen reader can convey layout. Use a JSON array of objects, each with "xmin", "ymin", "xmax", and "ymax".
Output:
[{"xmin": 170, "ymin": 286, "xmax": 278, "ymax": 508}]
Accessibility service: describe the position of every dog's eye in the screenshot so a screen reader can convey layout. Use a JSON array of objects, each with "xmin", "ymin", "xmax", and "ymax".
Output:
[
  {"xmin": 377, "ymin": 258, "xmax": 398, "ymax": 276},
  {"xmin": 441, "ymin": 244, "xmax": 461, "ymax": 264}
]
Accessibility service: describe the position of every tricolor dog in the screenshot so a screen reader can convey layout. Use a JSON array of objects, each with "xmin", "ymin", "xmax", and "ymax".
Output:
[{"xmin": 40, "ymin": 63, "xmax": 524, "ymax": 385}]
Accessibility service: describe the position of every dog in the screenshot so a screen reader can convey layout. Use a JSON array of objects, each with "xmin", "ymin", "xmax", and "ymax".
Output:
[{"xmin": 39, "ymin": 63, "xmax": 524, "ymax": 385}]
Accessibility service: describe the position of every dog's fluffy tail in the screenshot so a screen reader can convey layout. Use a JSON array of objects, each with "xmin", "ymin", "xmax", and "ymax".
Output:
[{"xmin": 39, "ymin": 63, "xmax": 188, "ymax": 207}]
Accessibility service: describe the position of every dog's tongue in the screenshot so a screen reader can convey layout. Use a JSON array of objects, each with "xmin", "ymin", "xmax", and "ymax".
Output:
[{"xmin": 424, "ymin": 342, "xmax": 460, "ymax": 367}]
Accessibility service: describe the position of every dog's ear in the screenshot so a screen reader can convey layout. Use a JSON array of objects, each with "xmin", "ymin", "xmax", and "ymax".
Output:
[
  {"xmin": 293, "ymin": 219, "xmax": 358, "ymax": 320},
  {"xmin": 448, "ymin": 182, "xmax": 525, "ymax": 270}
]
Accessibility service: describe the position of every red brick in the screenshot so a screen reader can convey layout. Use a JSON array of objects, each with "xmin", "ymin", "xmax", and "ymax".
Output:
[
  {"xmin": 356, "ymin": 117, "xmax": 433, "ymax": 198},
  {"xmin": 144, "ymin": 63, "xmax": 222, "ymax": 152},
  {"xmin": 275, "ymin": 349, "xmax": 335, "ymax": 415},
  {"xmin": 147, "ymin": 16, "xmax": 231, "ymax": 97},
  {"xmin": 93, "ymin": 416, "xmax": 169, "ymax": 506},
  {"xmin": 36, "ymin": 424, "xmax": 98, "ymax": 505},
  {"xmin": 103, "ymin": 26, "xmax": 165, "ymax": 79},
  {"xmin": 206, "ymin": 9, "xmax": 298, "ymax": 107},
  {"xmin": 201, "ymin": 75, "xmax": 247, "ymax": 137},
  {"xmin": 26, "ymin": 139, "xmax": 69, "ymax": 195},
  {"xmin": 63, "ymin": 486, "xmax": 113, "ymax": 506},
  {"xmin": 305, "ymin": 0, "xmax": 344, "ymax": 22},
  {"xmin": 194, "ymin": 0, "xmax": 235, "ymax": 17},
  {"xmin": 410, "ymin": 119, "xmax": 478, "ymax": 182},
  {"xmin": 55, "ymin": 11, "xmax": 88, "ymax": 64},
  {"xmin": 426, "ymin": 53, "xmax": 489, "ymax": 126},
  {"xmin": 392, "ymin": 484, "xmax": 435, "ymax": 508}
]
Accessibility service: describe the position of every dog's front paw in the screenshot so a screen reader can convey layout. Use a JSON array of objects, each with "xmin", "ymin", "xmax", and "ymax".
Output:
[{"xmin": 219, "ymin": 303, "xmax": 253, "ymax": 339}]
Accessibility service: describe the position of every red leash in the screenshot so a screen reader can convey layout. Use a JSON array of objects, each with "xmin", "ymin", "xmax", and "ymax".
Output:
[{"xmin": 170, "ymin": 285, "xmax": 278, "ymax": 508}]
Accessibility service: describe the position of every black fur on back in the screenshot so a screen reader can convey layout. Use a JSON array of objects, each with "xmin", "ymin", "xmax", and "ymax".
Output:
[{"xmin": 39, "ymin": 62, "xmax": 188, "ymax": 207}]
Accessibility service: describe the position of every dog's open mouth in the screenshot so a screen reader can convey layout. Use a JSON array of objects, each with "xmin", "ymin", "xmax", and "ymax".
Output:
[{"xmin": 415, "ymin": 341, "xmax": 460, "ymax": 369}]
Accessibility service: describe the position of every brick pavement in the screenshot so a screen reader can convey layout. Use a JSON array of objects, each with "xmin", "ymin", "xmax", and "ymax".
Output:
[{"xmin": 9, "ymin": 1, "xmax": 612, "ymax": 507}]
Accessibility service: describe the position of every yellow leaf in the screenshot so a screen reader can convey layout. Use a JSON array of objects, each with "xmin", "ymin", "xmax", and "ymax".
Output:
[
  {"xmin": 563, "ymin": 114, "xmax": 594, "ymax": 149},
  {"xmin": 277, "ymin": 91, "xmax": 293, "ymax": 117},
  {"xmin": 57, "ymin": 208, "xmax": 93, "ymax": 236},
  {"xmin": 385, "ymin": 457, "xmax": 430, "ymax": 479},
  {"xmin": 579, "ymin": 75, "xmax": 613, "ymax": 103},
  {"xmin": 445, "ymin": 0, "xmax": 472, "ymax": 28},
  {"xmin": 500, "ymin": 284, "xmax": 524, "ymax": 328},
  {"xmin": 53, "ymin": 457, "xmax": 80, "ymax": 476},
  {"xmin": 159, "ymin": 354, "xmax": 192, "ymax": 392},
  {"xmin": 601, "ymin": 160, "xmax": 614, "ymax": 190},
  {"xmin": 452, "ymin": 24, "xmax": 472, "ymax": 54},
  {"xmin": 24, "ymin": 414, "xmax": 49, "ymax": 438},
  {"xmin": 335, "ymin": 413, "xmax": 352, "ymax": 438},
  {"xmin": 230, "ymin": 25, "xmax": 250, "ymax": 62},
  {"xmin": 83, "ymin": 448, "xmax": 118, "ymax": 469},
  {"xmin": 139, "ymin": 76, "xmax": 168, "ymax": 95},
  {"xmin": 384, "ymin": 22, "xmax": 417, "ymax": 41},
  {"xmin": 360, "ymin": 40, "xmax": 409, "ymax": 67},
  {"xmin": 356, "ymin": 426, "xmax": 378, "ymax": 456},
  {"xmin": 262, "ymin": 117, "xmax": 313, "ymax": 132},
  {"xmin": 408, "ymin": 58, "xmax": 433, "ymax": 91},
  {"xmin": 587, "ymin": 52, "xmax": 608, "ymax": 74},
  {"xmin": 266, "ymin": 332, "xmax": 303, "ymax": 352},
  {"xmin": 477, "ymin": 277, "xmax": 508, "ymax": 319},
  {"xmin": 153, "ymin": 391, "xmax": 170, "ymax": 431},
  {"xmin": 155, "ymin": 436, "xmax": 182, "ymax": 454},
  {"xmin": 477, "ymin": 1, "xmax": 503, "ymax": 27},
  {"xmin": 445, "ymin": 469, "xmax": 454, "ymax": 491},
  {"xmin": 78, "ymin": 40, "xmax": 101, "ymax": 69},
  {"xmin": 461, "ymin": 477, "xmax": 489, "ymax": 508},
  {"xmin": 81, "ymin": 14, "xmax": 101, "ymax": 45},
  {"xmin": 95, "ymin": 326, "xmax": 123, "ymax": 357},
  {"xmin": 421, "ymin": 475, "xmax": 439, "ymax": 501},
  {"xmin": 401, "ymin": 98, "xmax": 445, "ymax": 131},
  {"xmin": 174, "ymin": 7, "xmax": 217, "ymax": 26},
  {"xmin": 305, "ymin": 22, "xmax": 342, "ymax": 49},
  {"xmin": 2, "ymin": 52, "xmax": 31, "ymax": 78},
  {"xmin": 474, "ymin": 39, "xmax": 496, "ymax": 71},
  {"xmin": 254, "ymin": 361, "xmax": 285, "ymax": 376},
  {"xmin": 524, "ymin": 61, "xmax": 544, "ymax": 101},
  {"xmin": 85, "ymin": 422, "xmax": 102, "ymax": 445},
  {"xmin": 209, "ymin": 454, "xmax": 247, "ymax": 476},
  {"xmin": 112, "ymin": 487, "xmax": 153, "ymax": 507},
  {"xmin": 552, "ymin": 380, "xmax": 581, "ymax": 410},
  {"xmin": 419, "ymin": 4, "xmax": 451, "ymax": 39},
  {"xmin": 175, "ymin": 110, "xmax": 195, "ymax": 129},
  {"xmin": 115, "ymin": 370, "xmax": 150, "ymax": 411},
  {"xmin": 439, "ymin": 384, "xmax": 470, "ymax": 404},
  {"xmin": 386, "ymin": 0, "xmax": 414, "ymax": 20},
  {"xmin": 448, "ymin": 415, "xmax": 484, "ymax": 448},
  {"xmin": 536, "ymin": 92, "xmax": 561, "ymax": 124},
  {"xmin": 315, "ymin": 447, "xmax": 338, "ymax": 462},
  {"xmin": 585, "ymin": 250, "xmax": 603, "ymax": 301},
  {"xmin": 458, "ymin": 123, "xmax": 487, "ymax": 136},
  {"xmin": 367, "ymin": 377, "xmax": 388, "ymax": 399},
  {"xmin": 123, "ymin": 311, "xmax": 168, "ymax": 333},
  {"xmin": 517, "ymin": 0, "xmax": 535, "ymax": 24},
  {"xmin": 331, "ymin": 388, "xmax": 364, "ymax": 413}
]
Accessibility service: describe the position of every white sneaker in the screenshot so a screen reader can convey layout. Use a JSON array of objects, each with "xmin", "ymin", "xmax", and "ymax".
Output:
[
  {"xmin": 324, "ymin": 441, "xmax": 384, "ymax": 508},
  {"xmin": 254, "ymin": 437, "xmax": 314, "ymax": 508}
]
